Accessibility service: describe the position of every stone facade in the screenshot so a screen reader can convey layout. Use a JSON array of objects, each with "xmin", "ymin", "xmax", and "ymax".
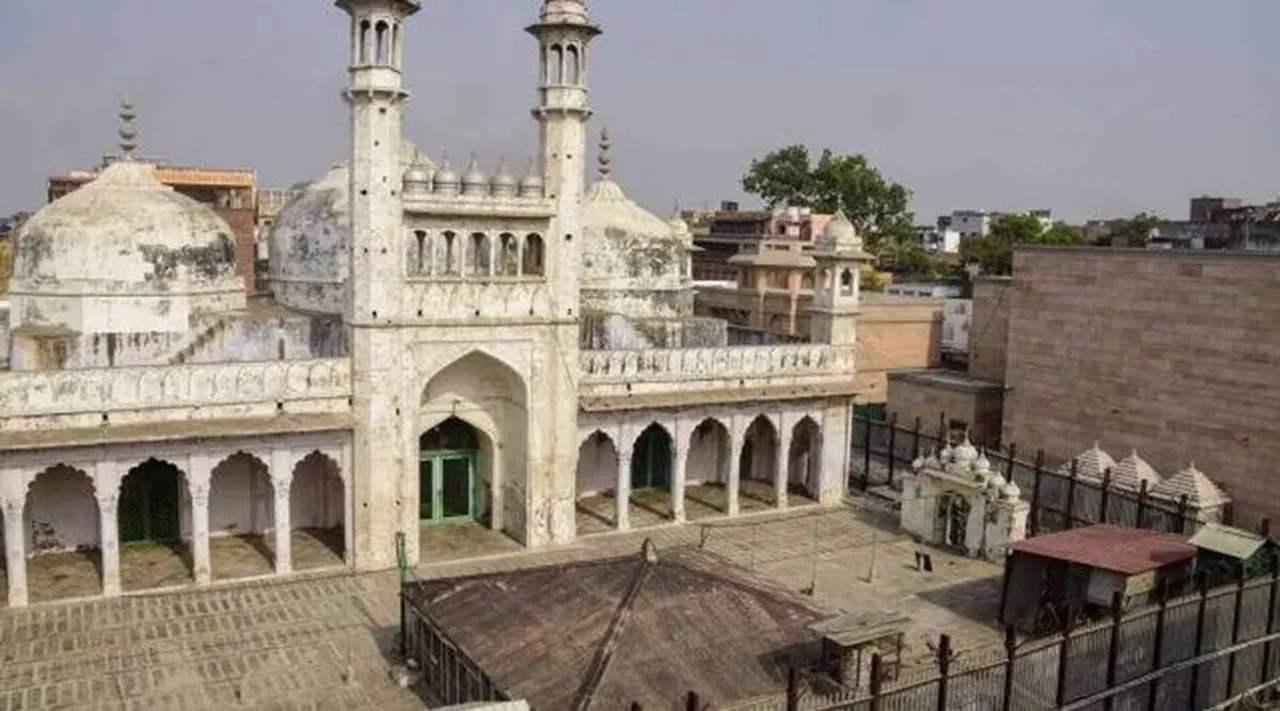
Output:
[
  {"xmin": 968, "ymin": 277, "xmax": 1011, "ymax": 384},
  {"xmin": 0, "ymin": 0, "xmax": 869, "ymax": 609},
  {"xmin": 1002, "ymin": 246, "xmax": 1280, "ymax": 527}
]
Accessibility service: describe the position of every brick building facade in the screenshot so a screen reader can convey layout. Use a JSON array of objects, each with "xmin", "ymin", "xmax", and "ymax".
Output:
[{"xmin": 1001, "ymin": 246, "xmax": 1280, "ymax": 527}]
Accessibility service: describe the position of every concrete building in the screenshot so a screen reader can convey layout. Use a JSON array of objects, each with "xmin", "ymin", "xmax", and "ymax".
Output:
[
  {"xmin": 44, "ymin": 102, "xmax": 258, "ymax": 292},
  {"xmin": 0, "ymin": 0, "xmax": 866, "ymax": 609}
]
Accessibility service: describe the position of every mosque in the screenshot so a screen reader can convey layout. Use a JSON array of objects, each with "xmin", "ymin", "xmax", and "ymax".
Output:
[{"xmin": 0, "ymin": 0, "xmax": 867, "ymax": 608}]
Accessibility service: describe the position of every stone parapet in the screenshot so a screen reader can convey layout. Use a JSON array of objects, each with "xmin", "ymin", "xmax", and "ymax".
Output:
[
  {"xmin": 579, "ymin": 343, "xmax": 856, "ymax": 389},
  {"xmin": 0, "ymin": 358, "xmax": 351, "ymax": 429}
]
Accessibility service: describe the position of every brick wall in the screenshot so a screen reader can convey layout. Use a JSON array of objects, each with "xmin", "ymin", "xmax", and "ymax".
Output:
[
  {"xmin": 888, "ymin": 372, "xmax": 1004, "ymax": 446},
  {"xmin": 854, "ymin": 297, "xmax": 943, "ymax": 404},
  {"xmin": 214, "ymin": 207, "xmax": 257, "ymax": 293},
  {"xmin": 1002, "ymin": 246, "xmax": 1280, "ymax": 527},
  {"xmin": 970, "ymin": 277, "xmax": 1012, "ymax": 383}
]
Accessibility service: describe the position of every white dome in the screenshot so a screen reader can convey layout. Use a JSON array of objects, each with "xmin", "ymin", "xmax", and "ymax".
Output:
[
  {"xmin": 11, "ymin": 160, "xmax": 244, "ymax": 332},
  {"xmin": 580, "ymin": 178, "xmax": 691, "ymax": 318},
  {"xmin": 267, "ymin": 142, "xmax": 433, "ymax": 314}
]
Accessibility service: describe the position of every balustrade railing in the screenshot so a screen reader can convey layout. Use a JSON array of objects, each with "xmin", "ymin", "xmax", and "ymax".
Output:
[
  {"xmin": 578, "ymin": 344, "xmax": 856, "ymax": 384},
  {"xmin": 0, "ymin": 358, "xmax": 351, "ymax": 418}
]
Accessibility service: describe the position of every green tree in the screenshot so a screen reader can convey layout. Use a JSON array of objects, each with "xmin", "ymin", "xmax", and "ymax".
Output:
[
  {"xmin": 741, "ymin": 145, "xmax": 914, "ymax": 253},
  {"xmin": 959, "ymin": 214, "xmax": 1086, "ymax": 276},
  {"xmin": 1107, "ymin": 212, "xmax": 1162, "ymax": 248}
]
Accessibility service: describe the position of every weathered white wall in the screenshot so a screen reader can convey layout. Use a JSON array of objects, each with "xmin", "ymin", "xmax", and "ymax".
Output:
[
  {"xmin": 209, "ymin": 454, "xmax": 273, "ymax": 536},
  {"xmin": 290, "ymin": 453, "xmax": 345, "ymax": 530},
  {"xmin": 24, "ymin": 465, "xmax": 99, "ymax": 554},
  {"xmin": 575, "ymin": 434, "xmax": 617, "ymax": 495},
  {"xmin": 686, "ymin": 421, "xmax": 729, "ymax": 485}
]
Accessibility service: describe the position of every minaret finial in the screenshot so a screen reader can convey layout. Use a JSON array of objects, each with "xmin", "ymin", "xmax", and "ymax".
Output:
[
  {"xmin": 118, "ymin": 97, "xmax": 138, "ymax": 160},
  {"xmin": 598, "ymin": 126, "xmax": 612, "ymax": 180}
]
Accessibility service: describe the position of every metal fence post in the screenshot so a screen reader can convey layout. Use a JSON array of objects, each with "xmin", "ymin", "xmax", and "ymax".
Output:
[
  {"xmin": 1030, "ymin": 450, "xmax": 1045, "ymax": 536},
  {"xmin": 785, "ymin": 666, "xmax": 800, "ymax": 711},
  {"xmin": 1103, "ymin": 591, "xmax": 1124, "ymax": 711},
  {"xmin": 863, "ymin": 413, "xmax": 873, "ymax": 491},
  {"xmin": 1261, "ymin": 556, "xmax": 1280, "ymax": 686},
  {"xmin": 1065, "ymin": 459, "xmax": 1079, "ymax": 530},
  {"xmin": 1225, "ymin": 565, "xmax": 1249, "ymax": 697},
  {"xmin": 1136, "ymin": 480, "xmax": 1149, "ymax": 530},
  {"xmin": 1187, "ymin": 575, "xmax": 1210, "ymax": 709},
  {"xmin": 886, "ymin": 412, "xmax": 899, "ymax": 487},
  {"xmin": 1001, "ymin": 625, "xmax": 1018, "ymax": 711},
  {"xmin": 685, "ymin": 691, "xmax": 700, "ymax": 711},
  {"xmin": 1055, "ymin": 612, "xmax": 1075, "ymax": 706},
  {"xmin": 1146, "ymin": 582, "xmax": 1170, "ymax": 711},
  {"xmin": 1099, "ymin": 469, "xmax": 1113, "ymax": 526},
  {"xmin": 911, "ymin": 416, "xmax": 922, "ymax": 460},
  {"xmin": 935, "ymin": 634, "xmax": 952, "ymax": 711},
  {"xmin": 1004, "ymin": 443, "xmax": 1017, "ymax": 481},
  {"xmin": 1177, "ymin": 495, "xmax": 1190, "ymax": 534}
]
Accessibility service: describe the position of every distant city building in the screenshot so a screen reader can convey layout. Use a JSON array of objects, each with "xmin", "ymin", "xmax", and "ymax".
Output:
[
  {"xmin": 691, "ymin": 202, "xmax": 832, "ymax": 280},
  {"xmin": 916, "ymin": 225, "xmax": 961, "ymax": 254}
]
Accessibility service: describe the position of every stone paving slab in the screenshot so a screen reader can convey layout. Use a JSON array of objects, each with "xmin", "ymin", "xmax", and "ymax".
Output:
[{"xmin": 0, "ymin": 502, "xmax": 1006, "ymax": 709}]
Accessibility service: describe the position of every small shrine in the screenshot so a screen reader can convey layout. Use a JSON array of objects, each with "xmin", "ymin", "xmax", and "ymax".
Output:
[{"xmin": 901, "ymin": 434, "xmax": 1029, "ymax": 561}]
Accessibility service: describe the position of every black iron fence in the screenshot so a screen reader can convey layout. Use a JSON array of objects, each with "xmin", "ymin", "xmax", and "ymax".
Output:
[
  {"xmin": 848, "ymin": 413, "xmax": 1221, "ymax": 536},
  {"xmin": 722, "ymin": 567, "xmax": 1280, "ymax": 710}
]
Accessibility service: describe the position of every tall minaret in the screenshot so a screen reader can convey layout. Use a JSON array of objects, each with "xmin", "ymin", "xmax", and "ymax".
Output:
[
  {"xmin": 526, "ymin": 1, "xmax": 601, "ymax": 546},
  {"xmin": 526, "ymin": 0, "xmax": 600, "ymax": 307},
  {"xmin": 337, "ymin": 0, "xmax": 419, "ymax": 571}
]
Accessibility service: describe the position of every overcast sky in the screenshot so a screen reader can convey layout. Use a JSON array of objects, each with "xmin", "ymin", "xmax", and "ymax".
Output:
[{"xmin": 0, "ymin": 0, "xmax": 1276, "ymax": 223}]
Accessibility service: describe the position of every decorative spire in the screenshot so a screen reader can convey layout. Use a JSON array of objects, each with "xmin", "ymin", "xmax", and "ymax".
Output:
[
  {"xmin": 597, "ymin": 126, "xmax": 612, "ymax": 180},
  {"xmin": 118, "ymin": 97, "xmax": 139, "ymax": 160}
]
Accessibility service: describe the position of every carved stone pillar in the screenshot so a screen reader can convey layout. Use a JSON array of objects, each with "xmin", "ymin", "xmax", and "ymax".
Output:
[
  {"xmin": 672, "ymin": 441, "xmax": 689, "ymax": 523},
  {"xmin": 190, "ymin": 483, "xmax": 211, "ymax": 585},
  {"xmin": 776, "ymin": 424, "xmax": 793, "ymax": 510},
  {"xmin": 97, "ymin": 493, "xmax": 122, "ymax": 597},
  {"xmin": 272, "ymin": 477, "xmax": 292, "ymax": 575},
  {"xmin": 728, "ymin": 425, "xmax": 744, "ymax": 517},
  {"xmin": 3, "ymin": 498, "xmax": 28, "ymax": 608},
  {"xmin": 187, "ymin": 454, "xmax": 214, "ymax": 585},
  {"xmin": 616, "ymin": 449, "xmax": 632, "ymax": 532}
]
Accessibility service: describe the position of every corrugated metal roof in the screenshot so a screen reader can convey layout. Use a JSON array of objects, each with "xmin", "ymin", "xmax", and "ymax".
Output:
[
  {"xmin": 1188, "ymin": 523, "xmax": 1268, "ymax": 560},
  {"xmin": 1010, "ymin": 524, "xmax": 1196, "ymax": 575}
]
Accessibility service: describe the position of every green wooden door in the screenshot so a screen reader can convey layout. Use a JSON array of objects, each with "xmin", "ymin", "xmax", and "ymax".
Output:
[
  {"xmin": 418, "ymin": 452, "xmax": 476, "ymax": 524},
  {"xmin": 119, "ymin": 461, "xmax": 182, "ymax": 544}
]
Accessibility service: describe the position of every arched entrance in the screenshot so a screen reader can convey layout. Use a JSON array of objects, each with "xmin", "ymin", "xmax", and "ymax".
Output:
[
  {"xmin": 630, "ymin": 424, "xmax": 672, "ymax": 492},
  {"xmin": 419, "ymin": 417, "xmax": 481, "ymax": 525},
  {"xmin": 119, "ymin": 458, "xmax": 184, "ymax": 545}
]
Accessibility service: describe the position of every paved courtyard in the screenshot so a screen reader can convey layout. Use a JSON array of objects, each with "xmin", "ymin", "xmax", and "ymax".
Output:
[{"xmin": 0, "ymin": 500, "xmax": 1005, "ymax": 709}]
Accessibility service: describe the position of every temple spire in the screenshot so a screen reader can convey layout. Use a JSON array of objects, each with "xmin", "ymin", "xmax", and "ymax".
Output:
[
  {"xmin": 597, "ymin": 126, "xmax": 612, "ymax": 180},
  {"xmin": 118, "ymin": 98, "xmax": 138, "ymax": 160}
]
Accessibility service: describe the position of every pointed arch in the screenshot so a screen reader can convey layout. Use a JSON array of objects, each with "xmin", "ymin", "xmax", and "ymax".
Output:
[
  {"xmin": 469, "ymin": 232, "xmax": 492, "ymax": 277},
  {"xmin": 788, "ymin": 416, "xmax": 822, "ymax": 497},
  {"xmin": 687, "ymin": 418, "xmax": 730, "ymax": 486},
  {"xmin": 630, "ymin": 423, "xmax": 674, "ymax": 492},
  {"xmin": 523, "ymin": 234, "xmax": 545, "ymax": 276},
  {"xmin": 839, "ymin": 269, "xmax": 855, "ymax": 296},
  {"xmin": 291, "ymin": 450, "xmax": 345, "ymax": 564},
  {"xmin": 498, "ymin": 233, "xmax": 519, "ymax": 276},
  {"xmin": 24, "ymin": 463, "xmax": 100, "ymax": 601},
  {"xmin": 443, "ymin": 231, "xmax": 460, "ymax": 275},
  {"xmin": 565, "ymin": 45, "xmax": 581, "ymax": 85},
  {"xmin": 548, "ymin": 44, "xmax": 564, "ymax": 84},
  {"xmin": 740, "ymin": 415, "xmax": 779, "ymax": 485},
  {"xmin": 577, "ymin": 430, "xmax": 618, "ymax": 497},
  {"xmin": 420, "ymin": 350, "xmax": 528, "ymax": 542},
  {"xmin": 119, "ymin": 458, "xmax": 186, "ymax": 545},
  {"xmin": 359, "ymin": 20, "xmax": 372, "ymax": 65},
  {"xmin": 374, "ymin": 20, "xmax": 390, "ymax": 65}
]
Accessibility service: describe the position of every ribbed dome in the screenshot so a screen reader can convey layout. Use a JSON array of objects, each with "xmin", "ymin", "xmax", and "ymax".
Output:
[
  {"xmin": 490, "ymin": 158, "xmax": 518, "ymax": 198},
  {"xmin": 403, "ymin": 163, "xmax": 432, "ymax": 195},
  {"xmin": 461, "ymin": 155, "xmax": 488, "ymax": 197},
  {"xmin": 15, "ymin": 161, "xmax": 238, "ymax": 288},
  {"xmin": 267, "ymin": 141, "xmax": 433, "ymax": 314},
  {"xmin": 819, "ymin": 210, "xmax": 862, "ymax": 251}
]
